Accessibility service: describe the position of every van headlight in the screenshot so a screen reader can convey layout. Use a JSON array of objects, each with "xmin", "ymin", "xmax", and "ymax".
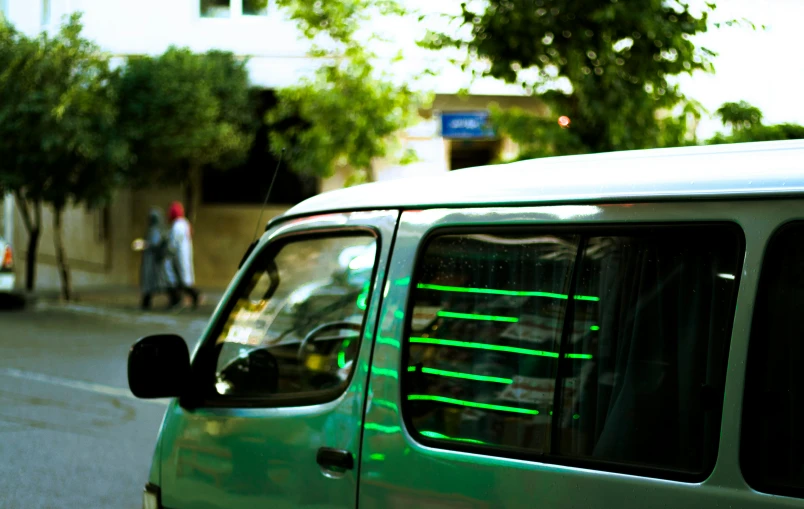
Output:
[{"xmin": 143, "ymin": 483, "xmax": 161, "ymax": 509}]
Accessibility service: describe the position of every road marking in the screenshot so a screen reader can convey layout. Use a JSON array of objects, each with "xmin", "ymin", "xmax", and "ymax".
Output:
[{"xmin": 0, "ymin": 368, "xmax": 169, "ymax": 406}]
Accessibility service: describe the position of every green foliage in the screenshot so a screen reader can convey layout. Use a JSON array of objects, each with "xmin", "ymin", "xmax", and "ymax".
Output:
[
  {"xmin": 274, "ymin": 0, "xmax": 405, "ymax": 43},
  {"xmin": 116, "ymin": 47, "xmax": 254, "ymax": 212},
  {"xmin": 715, "ymin": 100, "xmax": 763, "ymax": 131},
  {"xmin": 0, "ymin": 14, "xmax": 126, "ymax": 294},
  {"xmin": 0, "ymin": 14, "xmax": 125, "ymax": 211},
  {"xmin": 489, "ymin": 105, "xmax": 587, "ymax": 160},
  {"xmin": 424, "ymin": 0, "xmax": 717, "ymax": 158},
  {"xmin": 268, "ymin": 47, "xmax": 424, "ymax": 181},
  {"xmin": 707, "ymin": 100, "xmax": 804, "ymax": 145},
  {"xmin": 0, "ymin": 22, "xmax": 43, "ymax": 201},
  {"xmin": 268, "ymin": 0, "xmax": 425, "ymax": 182}
]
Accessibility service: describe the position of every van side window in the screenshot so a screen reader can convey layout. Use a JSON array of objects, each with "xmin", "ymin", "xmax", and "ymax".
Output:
[
  {"xmin": 206, "ymin": 234, "xmax": 377, "ymax": 404},
  {"xmin": 403, "ymin": 226, "xmax": 742, "ymax": 478},
  {"xmin": 742, "ymin": 223, "xmax": 804, "ymax": 498}
]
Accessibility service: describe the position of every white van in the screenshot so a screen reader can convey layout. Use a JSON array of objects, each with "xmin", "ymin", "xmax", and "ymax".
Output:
[{"xmin": 129, "ymin": 139, "xmax": 804, "ymax": 509}]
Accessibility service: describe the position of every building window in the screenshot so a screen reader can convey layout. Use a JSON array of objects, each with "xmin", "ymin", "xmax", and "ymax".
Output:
[
  {"xmin": 41, "ymin": 0, "xmax": 51, "ymax": 25},
  {"xmin": 243, "ymin": 0, "xmax": 268, "ymax": 16},
  {"xmin": 403, "ymin": 224, "xmax": 743, "ymax": 479},
  {"xmin": 741, "ymin": 222, "xmax": 804, "ymax": 498},
  {"xmin": 201, "ymin": 0, "xmax": 231, "ymax": 18}
]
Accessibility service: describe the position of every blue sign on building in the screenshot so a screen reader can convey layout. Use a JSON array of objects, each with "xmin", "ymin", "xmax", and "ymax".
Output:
[{"xmin": 440, "ymin": 111, "xmax": 496, "ymax": 139}]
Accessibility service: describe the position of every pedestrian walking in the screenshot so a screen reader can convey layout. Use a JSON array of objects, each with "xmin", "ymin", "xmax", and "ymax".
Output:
[
  {"xmin": 167, "ymin": 201, "xmax": 201, "ymax": 309},
  {"xmin": 139, "ymin": 208, "xmax": 173, "ymax": 310}
]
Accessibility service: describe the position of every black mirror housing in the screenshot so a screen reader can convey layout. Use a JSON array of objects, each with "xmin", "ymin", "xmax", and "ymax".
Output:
[{"xmin": 128, "ymin": 334, "xmax": 191, "ymax": 399}]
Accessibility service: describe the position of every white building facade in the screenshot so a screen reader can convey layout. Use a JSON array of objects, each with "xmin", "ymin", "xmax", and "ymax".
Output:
[{"xmin": 0, "ymin": 0, "xmax": 541, "ymax": 292}]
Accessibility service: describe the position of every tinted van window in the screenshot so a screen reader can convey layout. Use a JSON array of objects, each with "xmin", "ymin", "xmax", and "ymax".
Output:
[
  {"xmin": 406, "ymin": 233, "xmax": 580, "ymax": 452},
  {"xmin": 742, "ymin": 223, "xmax": 804, "ymax": 497},
  {"xmin": 404, "ymin": 226, "xmax": 742, "ymax": 478}
]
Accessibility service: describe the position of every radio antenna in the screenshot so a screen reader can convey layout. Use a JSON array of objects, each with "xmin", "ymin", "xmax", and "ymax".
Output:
[{"xmin": 252, "ymin": 148, "xmax": 284, "ymax": 244}]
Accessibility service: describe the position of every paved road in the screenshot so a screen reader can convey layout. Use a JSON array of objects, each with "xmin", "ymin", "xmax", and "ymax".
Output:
[{"xmin": 0, "ymin": 303, "xmax": 210, "ymax": 508}]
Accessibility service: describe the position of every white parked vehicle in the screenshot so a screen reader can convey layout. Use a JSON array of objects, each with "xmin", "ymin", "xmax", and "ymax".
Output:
[{"xmin": 0, "ymin": 236, "xmax": 15, "ymax": 294}]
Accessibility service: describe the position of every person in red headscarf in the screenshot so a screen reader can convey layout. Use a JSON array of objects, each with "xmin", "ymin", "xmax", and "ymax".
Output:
[{"xmin": 167, "ymin": 201, "xmax": 201, "ymax": 309}]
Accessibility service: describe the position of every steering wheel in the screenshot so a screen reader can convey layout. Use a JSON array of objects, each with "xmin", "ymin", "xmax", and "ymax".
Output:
[
  {"xmin": 297, "ymin": 321, "xmax": 362, "ymax": 362},
  {"xmin": 219, "ymin": 348, "xmax": 279, "ymax": 396}
]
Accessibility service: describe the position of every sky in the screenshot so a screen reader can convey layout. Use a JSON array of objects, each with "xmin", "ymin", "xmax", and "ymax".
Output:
[
  {"xmin": 367, "ymin": 0, "xmax": 804, "ymax": 138},
  {"xmin": 676, "ymin": 0, "xmax": 804, "ymax": 137}
]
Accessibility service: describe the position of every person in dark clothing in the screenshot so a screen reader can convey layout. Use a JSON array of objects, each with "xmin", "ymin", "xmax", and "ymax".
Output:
[{"xmin": 139, "ymin": 208, "xmax": 173, "ymax": 310}]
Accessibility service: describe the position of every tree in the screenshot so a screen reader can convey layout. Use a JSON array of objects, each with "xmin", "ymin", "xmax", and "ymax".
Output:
[
  {"xmin": 43, "ymin": 17, "xmax": 128, "ymax": 301},
  {"xmin": 707, "ymin": 100, "xmax": 804, "ymax": 145},
  {"xmin": 714, "ymin": 101, "xmax": 763, "ymax": 132},
  {"xmin": 116, "ymin": 48, "xmax": 254, "ymax": 222},
  {"xmin": 268, "ymin": 46, "xmax": 423, "ymax": 184},
  {"xmin": 0, "ymin": 21, "xmax": 44, "ymax": 291},
  {"xmin": 267, "ymin": 0, "xmax": 426, "ymax": 183},
  {"xmin": 422, "ymin": 0, "xmax": 718, "ymax": 159},
  {"xmin": 0, "ymin": 14, "xmax": 126, "ymax": 298},
  {"xmin": 274, "ymin": 0, "xmax": 405, "ymax": 43}
]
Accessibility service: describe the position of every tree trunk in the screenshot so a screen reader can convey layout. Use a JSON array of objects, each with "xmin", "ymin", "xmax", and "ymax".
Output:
[
  {"xmin": 25, "ymin": 228, "xmax": 39, "ymax": 292},
  {"xmin": 14, "ymin": 194, "xmax": 41, "ymax": 292},
  {"xmin": 53, "ymin": 207, "xmax": 72, "ymax": 302},
  {"xmin": 184, "ymin": 166, "xmax": 202, "ymax": 225}
]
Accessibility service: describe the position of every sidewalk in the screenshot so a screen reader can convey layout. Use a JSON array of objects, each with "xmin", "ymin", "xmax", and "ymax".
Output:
[{"xmin": 22, "ymin": 285, "xmax": 226, "ymax": 318}]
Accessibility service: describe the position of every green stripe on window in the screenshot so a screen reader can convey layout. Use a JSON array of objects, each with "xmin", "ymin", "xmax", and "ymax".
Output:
[
  {"xmin": 337, "ymin": 339, "xmax": 351, "ymax": 368},
  {"xmin": 377, "ymin": 337, "xmax": 401, "ymax": 348},
  {"xmin": 410, "ymin": 337, "xmax": 559, "ymax": 357},
  {"xmin": 437, "ymin": 311, "xmax": 519, "ymax": 323},
  {"xmin": 565, "ymin": 353, "xmax": 594, "ymax": 359},
  {"xmin": 371, "ymin": 367, "xmax": 398, "ymax": 379},
  {"xmin": 421, "ymin": 367, "xmax": 513, "ymax": 384},
  {"xmin": 417, "ymin": 283, "xmax": 600, "ymax": 302},
  {"xmin": 408, "ymin": 394, "xmax": 539, "ymax": 415},
  {"xmin": 409, "ymin": 337, "xmax": 593, "ymax": 360}
]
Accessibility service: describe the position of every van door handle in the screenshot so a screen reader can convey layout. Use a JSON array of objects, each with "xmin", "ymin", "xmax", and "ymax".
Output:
[{"xmin": 316, "ymin": 447, "xmax": 354, "ymax": 471}]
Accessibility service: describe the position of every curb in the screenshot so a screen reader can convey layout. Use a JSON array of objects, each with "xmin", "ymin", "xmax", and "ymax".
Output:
[{"xmin": 33, "ymin": 300, "xmax": 212, "ymax": 335}]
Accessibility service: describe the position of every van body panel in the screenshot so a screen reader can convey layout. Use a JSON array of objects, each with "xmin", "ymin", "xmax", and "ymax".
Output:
[
  {"xmin": 285, "ymin": 140, "xmax": 804, "ymax": 218},
  {"xmin": 157, "ymin": 211, "xmax": 399, "ymax": 509},
  {"xmin": 358, "ymin": 200, "xmax": 804, "ymax": 508},
  {"xmin": 141, "ymin": 141, "xmax": 804, "ymax": 508}
]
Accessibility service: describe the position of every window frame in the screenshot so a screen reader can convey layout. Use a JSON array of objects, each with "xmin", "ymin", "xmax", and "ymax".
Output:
[
  {"xmin": 739, "ymin": 219, "xmax": 804, "ymax": 499},
  {"xmin": 183, "ymin": 226, "xmax": 381, "ymax": 410},
  {"xmin": 242, "ymin": 0, "xmax": 269, "ymax": 16},
  {"xmin": 399, "ymin": 221, "xmax": 745, "ymax": 483},
  {"xmin": 199, "ymin": 0, "xmax": 232, "ymax": 18}
]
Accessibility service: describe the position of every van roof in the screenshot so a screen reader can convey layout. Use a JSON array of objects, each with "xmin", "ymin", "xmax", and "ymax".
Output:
[{"xmin": 285, "ymin": 139, "xmax": 804, "ymax": 217}]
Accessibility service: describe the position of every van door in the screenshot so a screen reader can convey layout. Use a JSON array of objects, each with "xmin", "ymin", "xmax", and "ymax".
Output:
[
  {"xmin": 357, "ymin": 204, "xmax": 763, "ymax": 509},
  {"xmin": 157, "ymin": 210, "xmax": 398, "ymax": 509}
]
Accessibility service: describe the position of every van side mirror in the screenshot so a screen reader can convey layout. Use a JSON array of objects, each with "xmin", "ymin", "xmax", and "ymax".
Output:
[{"xmin": 128, "ymin": 334, "xmax": 191, "ymax": 399}]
